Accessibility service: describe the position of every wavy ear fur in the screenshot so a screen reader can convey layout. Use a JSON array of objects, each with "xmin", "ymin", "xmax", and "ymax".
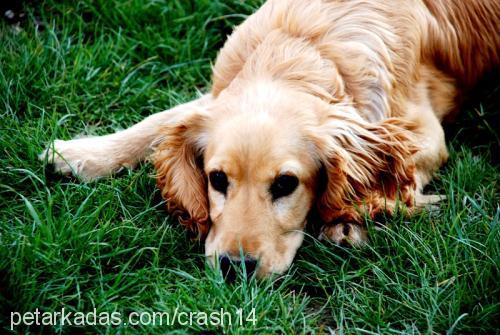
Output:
[
  {"xmin": 153, "ymin": 112, "xmax": 210, "ymax": 239},
  {"xmin": 311, "ymin": 113, "xmax": 419, "ymax": 224}
]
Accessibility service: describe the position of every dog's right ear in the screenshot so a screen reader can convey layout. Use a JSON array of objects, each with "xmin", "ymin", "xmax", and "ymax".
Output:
[{"xmin": 153, "ymin": 111, "xmax": 210, "ymax": 239}]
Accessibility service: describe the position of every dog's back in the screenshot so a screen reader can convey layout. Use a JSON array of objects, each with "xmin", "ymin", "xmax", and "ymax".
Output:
[
  {"xmin": 422, "ymin": 0, "xmax": 500, "ymax": 88},
  {"xmin": 211, "ymin": 0, "xmax": 499, "ymax": 121}
]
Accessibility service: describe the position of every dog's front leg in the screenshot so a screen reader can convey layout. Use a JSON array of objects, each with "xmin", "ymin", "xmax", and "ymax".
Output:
[{"xmin": 40, "ymin": 94, "xmax": 212, "ymax": 181}]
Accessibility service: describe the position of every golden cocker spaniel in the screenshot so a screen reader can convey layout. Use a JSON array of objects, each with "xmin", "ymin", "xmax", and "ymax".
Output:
[{"xmin": 43, "ymin": 0, "xmax": 500, "ymax": 277}]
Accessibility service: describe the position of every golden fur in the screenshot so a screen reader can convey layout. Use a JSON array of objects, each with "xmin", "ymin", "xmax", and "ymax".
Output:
[{"xmin": 45, "ymin": 0, "xmax": 500, "ymax": 276}]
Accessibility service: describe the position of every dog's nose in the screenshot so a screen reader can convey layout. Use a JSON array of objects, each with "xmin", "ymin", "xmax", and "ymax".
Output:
[{"xmin": 219, "ymin": 255, "xmax": 257, "ymax": 282}]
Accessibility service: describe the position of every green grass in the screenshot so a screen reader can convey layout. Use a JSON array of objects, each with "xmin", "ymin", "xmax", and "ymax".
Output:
[{"xmin": 0, "ymin": 1, "xmax": 498, "ymax": 334}]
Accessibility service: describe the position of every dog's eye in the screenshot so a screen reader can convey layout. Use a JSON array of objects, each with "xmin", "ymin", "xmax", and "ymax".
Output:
[
  {"xmin": 270, "ymin": 174, "xmax": 299, "ymax": 200},
  {"xmin": 209, "ymin": 171, "xmax": 229, "ymax": 195}
]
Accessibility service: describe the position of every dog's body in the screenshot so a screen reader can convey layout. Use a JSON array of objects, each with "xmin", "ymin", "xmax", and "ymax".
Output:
[{"xmin": 44, "ymin": 0, "xmax": 499, "ymax": 277}]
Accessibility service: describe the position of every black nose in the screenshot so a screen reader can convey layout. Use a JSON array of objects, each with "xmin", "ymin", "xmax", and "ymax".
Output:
[{"xmin": 219, "ymin": 255, "xmax": 257, "ymax": 282}]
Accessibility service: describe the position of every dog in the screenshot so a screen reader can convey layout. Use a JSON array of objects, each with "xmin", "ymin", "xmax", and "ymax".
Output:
[{"xmin": 42, "ymin": 0, "xmax": 500, "ymax": 278}]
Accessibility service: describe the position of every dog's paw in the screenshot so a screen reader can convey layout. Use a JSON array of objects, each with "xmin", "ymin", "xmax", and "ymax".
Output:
[
  {"xmin": 40, "ymin": 138, "xmax": 123, "ymax": 181},
  {"xmin": 319, "ymin": 222, "xmax": 367, "ymax": 246},
  {"xmin": 415, "ymin": 194, "xmax": 446, "ymax": 213}
]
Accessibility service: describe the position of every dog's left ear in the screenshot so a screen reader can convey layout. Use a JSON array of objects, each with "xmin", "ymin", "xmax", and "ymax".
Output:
[
  {"xmin": 153, "ymin": 111, "xmax": 210, "ymax": 239},
  {"xmin": 309, "ymin": 112, "xmax": 419, "ymax": 223}
]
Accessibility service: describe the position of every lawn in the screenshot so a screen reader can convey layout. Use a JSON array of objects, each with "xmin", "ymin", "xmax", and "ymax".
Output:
[{"xmin": 0, "ymin": 0, "xmax": 498, "ymax": 334}]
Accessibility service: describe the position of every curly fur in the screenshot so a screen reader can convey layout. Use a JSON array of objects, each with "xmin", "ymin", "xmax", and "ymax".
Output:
[{"xmin": 159, "ymin": 0, "xmax": 498, "ymax": 241}]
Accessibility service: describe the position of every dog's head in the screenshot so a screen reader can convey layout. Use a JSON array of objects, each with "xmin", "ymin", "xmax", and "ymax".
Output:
[{"xmin": 154, "ymin": 81, "xmax": 416, "ymax": 277}]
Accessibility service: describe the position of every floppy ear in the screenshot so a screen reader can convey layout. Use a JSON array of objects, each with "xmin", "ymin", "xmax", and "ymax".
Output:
[
  {"xmin": 153, "ymin": 112, "xmax": 210, "ymax": 239},
  {"xmin": 311, "ymin": 113, "xmax": 418, "ymax": 223}
]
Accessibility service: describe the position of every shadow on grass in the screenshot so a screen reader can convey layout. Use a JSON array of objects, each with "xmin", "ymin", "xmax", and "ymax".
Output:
[{"xmin": 444, "ymin": 69, "xmax": 499, "ymax": 162}]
